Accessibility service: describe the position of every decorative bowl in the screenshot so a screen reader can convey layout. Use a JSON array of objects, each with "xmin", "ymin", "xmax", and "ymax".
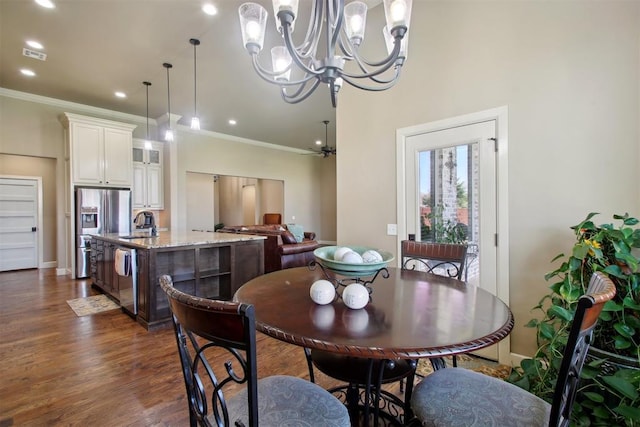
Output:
[{"xmin": 313, "ymin": 246, "xmax": 394, "ymax": 277}]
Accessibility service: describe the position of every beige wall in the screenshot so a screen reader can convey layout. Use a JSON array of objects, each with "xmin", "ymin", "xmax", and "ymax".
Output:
[
  {"xmin": 173, "ymin": 130, "xmax": 334, "ymax": 240},
  {"xmin": 0, "ymin": 96, "xmax": 68, "ymax": 269},
  {"xmin": 337, "ymin": 1, "xmax": 640, "ymax": 357},
  {"xmin": 0, "ymin": 154, "xmax": 57, "ymax": 264}
]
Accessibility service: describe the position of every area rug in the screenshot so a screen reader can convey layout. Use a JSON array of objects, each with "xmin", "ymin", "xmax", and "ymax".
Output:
[
  {"xmin": 416, "ymin": 354, "xmax": 512, "ymax": 380},
  {"xmin": 66, "ymin": 295, "xmax": 120, "ymax": 317}
]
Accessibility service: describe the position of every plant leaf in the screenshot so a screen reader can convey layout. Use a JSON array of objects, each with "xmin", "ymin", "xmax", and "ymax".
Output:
[
  {"xmin": 602, "ymin": 376, "xmax": 639, "ymax": 400},
  {"xmin": 614, "ymin": 405, "xmax": 640, "ymax": 421},
  {"xmin": 613, "ymin": 322, "xmax": 635, "ymax": 338},
  {"xmin": 602, "ymin": 300, "xmax": 623, "ymax": 312},
  {"xmin": 548, "ymin": 305, "xmax": 574, "ymax": 321},
  {"xmin": 614, "ymin": 336, "xmax": 631, "ymax": 349},
  {"xmin": 539, "ymin": 322, "xmax": 556, "ymax": 340},
  {"xmin": 623, "ymin": 296, "xmax": 640, "ymax": 311},
  {"xmin": 582, "ymin": 392, "xmax": 605, "ymax": 403}
]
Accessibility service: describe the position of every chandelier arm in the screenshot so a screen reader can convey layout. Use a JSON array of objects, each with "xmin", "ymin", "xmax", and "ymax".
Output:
[
  {"xmin": 282, "ymin": 24, "xmax": 324, "ymax": 76},
  {"xmin": 327, "ymin": 0, "xmax": 345, "ymax": 58},
  {"xmin": 348, "ymin": 37, "xmax": 402, "ymax": 70},
  {"xmin": 340, "ymin": 47, "xmax": 401, "ymax": 80},
  {"xmin": 340, "ymin": 69, "xmax": 403, "ymax": 92},
  {"xmin": 280, "ymin": 79, "xmax": 323, "ymax": 104},
  {"xmin": 296, "ymin": 0, "xmax": 323, "ymax": 57},
  {"xmin": 251, "ymin": 54, "xmax": 317, "ymax": 86}
]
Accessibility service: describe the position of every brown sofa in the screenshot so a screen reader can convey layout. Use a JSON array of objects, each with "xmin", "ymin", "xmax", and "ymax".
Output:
[{"xmin": 218, "ymin": 224, "xmax": 319, "ymax": 273}]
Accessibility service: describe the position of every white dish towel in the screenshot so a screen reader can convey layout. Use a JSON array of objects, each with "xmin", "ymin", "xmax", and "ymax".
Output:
[{"xmin": 114, "ymin": 249, "xmax": 128, "ymax": 276}]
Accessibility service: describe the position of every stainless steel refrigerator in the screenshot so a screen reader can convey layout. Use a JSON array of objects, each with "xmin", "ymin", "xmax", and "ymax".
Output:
[{"xmin": 75, "ymin": 187, "xmax": 131, "ymax": 278}]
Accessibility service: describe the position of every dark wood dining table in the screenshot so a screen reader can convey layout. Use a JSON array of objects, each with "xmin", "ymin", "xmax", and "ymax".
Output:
[{"xmin": 234, "ymin": 265, "xmax": 514, "ymax": 425}]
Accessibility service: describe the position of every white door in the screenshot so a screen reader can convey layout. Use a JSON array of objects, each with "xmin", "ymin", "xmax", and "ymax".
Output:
[
  {"xmin": 405, "ymin": 121, "xmax": 497, "ymax": 295},
  {"xmin": 0, "ymin": 177, "xmax": 39, "ymax": 271},
  {"xmin": 397, "ymin": 108, "xmax": 509, "ymax": 362}
]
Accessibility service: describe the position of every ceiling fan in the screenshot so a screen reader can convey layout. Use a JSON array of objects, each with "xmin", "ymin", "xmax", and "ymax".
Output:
[{"xmin": 310, "ymin": 120, "xmax": 337, "ymax": 158}]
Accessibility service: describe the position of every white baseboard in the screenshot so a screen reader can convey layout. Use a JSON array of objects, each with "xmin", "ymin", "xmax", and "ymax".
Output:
[
  {"xmin": 56, "ymin": 267, "xmax": 69, "ymax": 276},
  {"xmin": 509, "ymin": 352, "xmax": 529, "ymax": 367},
  {"xmin": 42, "ymin": 261, "xmax": 57, "ymax": 268}
]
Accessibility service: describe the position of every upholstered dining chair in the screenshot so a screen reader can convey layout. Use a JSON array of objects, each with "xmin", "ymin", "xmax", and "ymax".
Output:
[
  {"xmin": 263, "ymin": 213, "xmax": 281, "ymax": 225},
  {"xmin": 159, "ymin": 275, "xmax": 351, "ymax": 427},
  {"xmin": 409, "ymin": 271, "xmax": 616, "ymax": 427}
]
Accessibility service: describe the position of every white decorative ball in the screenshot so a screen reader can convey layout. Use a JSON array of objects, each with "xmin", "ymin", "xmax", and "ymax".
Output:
[
  {"xmin": 342, "ymin": 283, "xmax": 369, "ymax": 309},
  {"xmin": 310, "ymin": 280, "xmax": 336, "ymax": 305},
  {"xmin": 362, "ymin": 249, "xmax": 383, "ymax": 263},
  {"xmin": 334, "ymin": 246, "xmax": 354, "ymax": 261},
  {"xmin": 342, "ymin": 251, "xmax": 364, "ymax": 264}
]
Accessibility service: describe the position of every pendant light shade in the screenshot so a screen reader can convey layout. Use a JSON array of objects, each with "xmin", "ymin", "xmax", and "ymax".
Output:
[
  {"xmin": 189, "ymin": 38, "xmax": 201, "ymax": 130},
  {"xmin": 163, "ymin": 62, "xmax": 174, "ymax": 142},
  {"xmin": 143, "ymin": 81, "xmax": 152, "ymax": 149}
]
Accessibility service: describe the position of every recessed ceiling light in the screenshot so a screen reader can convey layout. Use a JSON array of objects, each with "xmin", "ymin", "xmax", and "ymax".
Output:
[
  {"xmin": 26, "ymin": 40, "xmax": 44, "ymax": 50},
  {"xmin": 228, "ymin": 119, "xmax": 237, "ymax": 125},
  {"xmin": 202, "ymin": 3, "xmax": 217, "ymax": 16},
  {"xmin": 315, "ymin": 140, "xmax": 322, "ymax": 145},
  {"xmin": 35, "ymin": 0, "xmax": 55, "ymax": 9},
  {"xmin": 115, "ymin": 91, "xmax": 127, "ymax": 98},
  {"xmin": 20, "ymin": 69, "xmax": 36, "ymax": 77}
]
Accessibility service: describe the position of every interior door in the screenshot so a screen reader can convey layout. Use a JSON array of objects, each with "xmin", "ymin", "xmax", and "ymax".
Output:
[
  {"xmin": 0, "ymin": 177, "xmax": 39, "ymax": 271},
  {"xmin": 404, "ymin": 120, "xmax": 499, "ymax": 360}
]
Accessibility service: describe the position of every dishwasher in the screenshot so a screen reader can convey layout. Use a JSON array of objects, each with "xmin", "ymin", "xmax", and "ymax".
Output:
[{"xmin": 115, "ymin": 247, "xmax": 137, "ymax": 318}]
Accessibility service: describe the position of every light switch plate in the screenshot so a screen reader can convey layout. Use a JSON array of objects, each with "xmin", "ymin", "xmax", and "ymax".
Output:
[{"xmin": 387, "ymin": 224, "xmax": 397, "ymax": 235}]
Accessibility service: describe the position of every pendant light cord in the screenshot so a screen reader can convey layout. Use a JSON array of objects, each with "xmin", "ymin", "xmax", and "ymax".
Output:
[
  {"xmin": 143, "ymin": 81, "xmax": 151, "ymax": 139},
  {"xmin": 190, "ymin": 38, "xmax": 200, "ymax": 121},
  {"xmin": 163, "ymin": 63, "xmax": 173, "ymax": 129}
]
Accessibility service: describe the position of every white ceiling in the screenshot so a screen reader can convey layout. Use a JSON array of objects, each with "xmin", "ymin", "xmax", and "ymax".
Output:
[{"xmin": 0, "ymin": 0, "xmax": 348, "ymax": 151}]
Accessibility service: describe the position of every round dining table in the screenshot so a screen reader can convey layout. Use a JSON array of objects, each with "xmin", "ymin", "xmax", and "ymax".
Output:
[
  {"xmin": 234, "ymin": 265, "xmax": 514, "ymax": 426},
  {"xmin": 234, "ymin": 266, "xmax": 513, "ymax": 359}
]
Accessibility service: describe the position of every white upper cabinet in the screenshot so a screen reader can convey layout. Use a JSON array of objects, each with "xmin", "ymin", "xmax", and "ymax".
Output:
[
  {"xmin": 62, "ymin": 113, "xmax": 136, "ymax": 187},
  {"xmin": 132, "ymin": 139, "xmax": 164, "ymax": 210}
]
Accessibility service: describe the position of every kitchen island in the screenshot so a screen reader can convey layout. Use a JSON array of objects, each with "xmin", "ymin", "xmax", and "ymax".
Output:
[{"xmin": 90, "ymin": 231, "xmax": 265, "ymax": 330}]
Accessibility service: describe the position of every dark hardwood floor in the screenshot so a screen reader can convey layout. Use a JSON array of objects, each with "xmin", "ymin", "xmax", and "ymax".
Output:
[{"xmin": 1, "ymin": 268, "xmax": 402, "ymax": 426}]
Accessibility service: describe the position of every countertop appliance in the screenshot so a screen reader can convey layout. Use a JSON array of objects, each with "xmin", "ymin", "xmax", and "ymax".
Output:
[
  {"xmin": 75, "ymin": 187, "xmax": 131, "ymax": 278},
  {"xmin": 134, "ymin": 210, "xmax": 157, "ymax": 236}
]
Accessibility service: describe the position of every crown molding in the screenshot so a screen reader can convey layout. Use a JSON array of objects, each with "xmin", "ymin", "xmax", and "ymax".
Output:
[
  {"xmin": 0, "ymin": 87, "xmax": 152, "ymax": 126},
  {"xmin": 0, "ymin": 87, "xmax": 315, "ymax": 155}
]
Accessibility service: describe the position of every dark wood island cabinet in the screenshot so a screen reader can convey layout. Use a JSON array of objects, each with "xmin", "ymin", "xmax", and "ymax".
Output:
[{"xmin": 90, "ymin": 231, "xmax": 265, "ymax": 330}]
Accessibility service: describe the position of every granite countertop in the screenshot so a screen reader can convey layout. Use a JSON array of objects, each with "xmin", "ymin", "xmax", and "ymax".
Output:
[{"xmin": 92, "ymin": 231, "xmax": 265, "ymax": 249}]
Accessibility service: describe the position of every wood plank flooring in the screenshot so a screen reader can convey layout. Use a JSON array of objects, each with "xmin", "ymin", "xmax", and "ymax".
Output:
[{"xmin": 0, "ymin": 268, "xmax": 402, "ymax": 426}]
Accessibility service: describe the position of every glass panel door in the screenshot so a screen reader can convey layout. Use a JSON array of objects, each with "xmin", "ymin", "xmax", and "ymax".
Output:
[{"xmin": 418, "ymin": 144, "xmax": 479, "ymax": 284}]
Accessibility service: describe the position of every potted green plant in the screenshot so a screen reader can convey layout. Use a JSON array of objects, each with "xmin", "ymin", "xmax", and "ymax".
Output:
[{"xmin": 508, "ymin": 213, "xmax": 640, "ymax": 426}]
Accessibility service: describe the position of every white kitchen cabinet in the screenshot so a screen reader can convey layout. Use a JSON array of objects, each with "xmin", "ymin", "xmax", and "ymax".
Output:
[
  {"xmin": 62, "ymin": 113, "xmax": 136, "ymax": 187},
  {"xmin": 132, "ymin": 139, "xmax": 164, "ymax": 209}
]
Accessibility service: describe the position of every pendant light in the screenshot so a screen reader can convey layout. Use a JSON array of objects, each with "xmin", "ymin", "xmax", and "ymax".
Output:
[
  {"xmin": 189, "ymin": 38, "xmax": 201, "ymax": 130},
  {"xmin": 163, "ymin": 62, "xmax": 174, "ymax": 142},
  {"xmin": 143, "ymin": 81, "xmax": 152, "ymax": 149}
]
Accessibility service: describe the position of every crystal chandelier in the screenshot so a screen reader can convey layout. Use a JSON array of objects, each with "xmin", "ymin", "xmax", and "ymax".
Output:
[{"xmin": 238, "ymin": 0, "xmax": 412, "ymax": 107}]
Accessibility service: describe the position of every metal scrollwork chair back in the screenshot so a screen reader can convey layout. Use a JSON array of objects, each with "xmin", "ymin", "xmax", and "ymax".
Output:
[
  {"xmin": 400, "ymin": 240, "xmax": 468, "ymax": 280},
  {"xmin": 159, "ymin": 275, "xmax": 350, "ymax": 427},
  {"xmin": 409, "ymin": 272, "xmax": 616, "ymax": 427},
  {"xmin": 400, "ymin": 240, "xmax": 468, "ymax": 370}
]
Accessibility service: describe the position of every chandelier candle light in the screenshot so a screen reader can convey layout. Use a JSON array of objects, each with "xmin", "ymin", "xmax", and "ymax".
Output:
[
  {"xmin": 163, "ymin": 62, "xmax": 174, "ymax": 142},
  {"xmin": 189, "ymin": 38, "xmax": 201, "ymax": 130},
  {"xmin": 238, "ymin": 0, "xmax": 412, "ymax": 107}
]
